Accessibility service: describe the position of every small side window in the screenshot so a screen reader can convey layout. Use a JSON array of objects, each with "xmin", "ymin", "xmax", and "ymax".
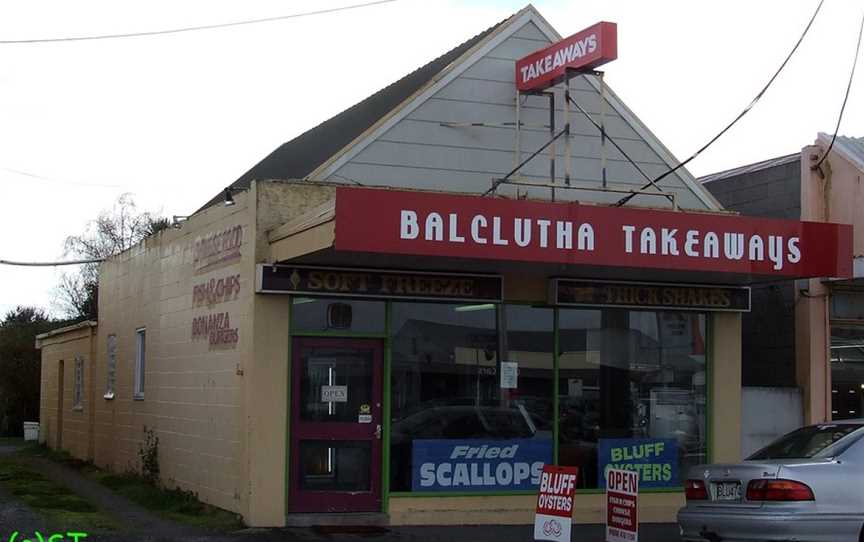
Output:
[
  {"xmin": 105, "ymin": 334, "xmax": 117, "ymax": 400},
  {"xmin": 73, "ymin": 356, "xmax": 84, "ymax": 410},
  {"xmin": 134, "ymin": 328, "xmax": 146, "ymax": 400}
]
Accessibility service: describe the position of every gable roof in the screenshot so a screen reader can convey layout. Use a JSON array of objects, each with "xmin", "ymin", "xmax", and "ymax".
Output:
[
  {"xmin": 201, "ymin": 5, "xmax": 721, "ymax": 212},
  {"xmin": 198, "ymin": 16, "xmax": 509, "ymax": 211}
]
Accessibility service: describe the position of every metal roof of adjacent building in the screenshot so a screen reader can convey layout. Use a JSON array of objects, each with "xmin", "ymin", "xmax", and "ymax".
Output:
[
  {"xmin": 698, "ymin": 153, "xmax": 800, "ymax": 185},
  {"xmin": 198, "ymin": 16, "xmax": 509, "ymax": 211},
  {"xmin": 817, "ymin": 133, "xmax": 864, "ymax": 172}
]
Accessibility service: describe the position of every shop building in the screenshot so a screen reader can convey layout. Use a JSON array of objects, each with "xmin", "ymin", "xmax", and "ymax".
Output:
[
  {"xmin": 702, "ymin": 134, "xmax": 864, "ymax": 453},
  {"xmin": 37, "ymin": 7, "xmax": 853, "ymax": 527}
]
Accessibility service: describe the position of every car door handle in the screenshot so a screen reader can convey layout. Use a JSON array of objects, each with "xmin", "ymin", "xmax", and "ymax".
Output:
[{"xmin": 374, "ymin": 424, "xmax": 382, "ymax": 440}]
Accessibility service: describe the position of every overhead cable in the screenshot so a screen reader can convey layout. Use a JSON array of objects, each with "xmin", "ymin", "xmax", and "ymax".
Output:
[
  {"xmin": 0, "ymin": 0, "xmax": 397, "ymax": 44},
  {"xmin": 615, "ymin": 0, "xmax": 825, "ymax": 207},
  {"xmin": 812, "ymin": 6, "xmax": 864, "ymax": 171},
  {"xmin": 0, "ymin": 258, "xmax": 103, "ymax": 267}
]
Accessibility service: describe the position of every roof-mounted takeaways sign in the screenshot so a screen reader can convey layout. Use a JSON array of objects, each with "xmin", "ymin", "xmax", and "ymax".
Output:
[
  {"xmin": 515, "ymin": 21, "xmax": 617, "ymax": 92},
  {"xmin": 334, "ymin": 187, "xmax": 853, "ymax": 279}
]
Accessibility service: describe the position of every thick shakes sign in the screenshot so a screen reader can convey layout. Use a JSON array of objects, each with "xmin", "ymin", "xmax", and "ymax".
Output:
[
  {"xmin": 334, "ymin": 187, "xmax": 853, "ymax": 279},
  {"xmin": 534, "ymin": 465, "xmax": 579, "ymax": 541},
  {"xmin": 516, "ymin": 22, "xmax": 617, "ymax": 92},
  {"xmin": 606, "ymin": 468, "xmax": 638, "ymax": 542}
]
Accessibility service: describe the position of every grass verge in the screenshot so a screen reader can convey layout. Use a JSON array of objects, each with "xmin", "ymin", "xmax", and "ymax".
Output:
[
  {"xmin": 0, "ymin": 455, "xmax": 117, "ymax": 532},
  {"xmin": 21, "ymin": 444, "xmax": 243, "ymax": 532}
]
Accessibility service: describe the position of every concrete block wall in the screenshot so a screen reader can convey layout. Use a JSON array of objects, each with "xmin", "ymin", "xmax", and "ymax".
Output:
[{"xmin": 37, "ymin": 323, "xmax": 97, "ymax": 461}]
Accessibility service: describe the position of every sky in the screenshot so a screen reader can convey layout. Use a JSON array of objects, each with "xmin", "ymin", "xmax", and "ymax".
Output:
[{"xmin": 1, "ymin": 0, "xmax": 862, "ymax": 317}]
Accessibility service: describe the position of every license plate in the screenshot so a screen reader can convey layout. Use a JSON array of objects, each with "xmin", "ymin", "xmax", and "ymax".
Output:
[{"xmin": 712, "ymin": 481, "xmax": 742, "ymax": 501}]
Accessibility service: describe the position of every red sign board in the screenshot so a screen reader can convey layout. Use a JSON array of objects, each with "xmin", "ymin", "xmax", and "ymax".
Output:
[
  {"xmin": 534, "ymin": 465, "xmax": 578, "ymax": 541},
  {"xmin": 334, "ymin": 187, "xmax": 853, "ymax": 279},
  {"xmin": 606, "ymin": 468, "xmax": 638, "ymax": 542},
  {"xmin": 516, "ymin": 22, "xmax": 617, "ymax": 92}
]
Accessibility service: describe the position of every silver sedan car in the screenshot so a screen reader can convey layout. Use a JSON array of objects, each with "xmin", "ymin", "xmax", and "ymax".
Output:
[{"xmin": 678, "ymin": 420, "xmax": 864, "ymax": 542}]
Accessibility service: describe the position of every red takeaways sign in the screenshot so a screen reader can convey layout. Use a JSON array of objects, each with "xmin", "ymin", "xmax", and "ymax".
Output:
[
  {"xmin": 534, "ymin": 465, "xmax": 578, "ymax": 541},
  {"xmin": 516, "ymin": 21, "xmax": 617, "ymax": 92},
  {"xmin": 334, "ymin": 187, "xmax": 853, "ymax": 279}
]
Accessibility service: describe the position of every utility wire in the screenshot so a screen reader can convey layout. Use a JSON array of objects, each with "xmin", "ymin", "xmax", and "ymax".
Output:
[
  {"xmin": 615, "ymin": 0, "xmax": 825, "ymax": 207},
  {"xmin": 1, "ymin": 167, "xmax": 126, "ymax": 189},
  {"xmin": 0, "ymin": 0, "xmax": 396, "ymax": 44},
  {"xmin": 0, "ymin": 258, "xmax": 103, "ymax": 267},
  {"xmin": 812, "ymin": 6, "xmax": 864, "ymax": 171}
]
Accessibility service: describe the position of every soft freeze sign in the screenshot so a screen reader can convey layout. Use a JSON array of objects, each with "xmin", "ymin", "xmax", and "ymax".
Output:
[
  {"xmin": 606, "ymin": 468, "xmax": 639, "ymax": 542},
  {"xmin": 534, "ymin": 465, "xmax": 578, "ymax": 541}
]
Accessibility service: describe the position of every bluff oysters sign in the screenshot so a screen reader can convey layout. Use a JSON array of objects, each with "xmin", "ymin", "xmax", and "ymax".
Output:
[{"xmin": 334, "ymin": 187, "xmax": 853, "ymax": 279}]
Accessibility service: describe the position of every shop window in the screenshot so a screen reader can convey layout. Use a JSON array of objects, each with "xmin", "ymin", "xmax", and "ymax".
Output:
[
  {"xmin": 73, "ymin": 356, "xmax": 84, "ymax": 410},
  {"xmin": 558, "ymin": 309, "xmax": 707, "ymax": 490},
  {"xmin": 830, "ymin": 324, "xmax": 864, "ymax": 419},
  {"xmin": 389, "ymin": 302, "xmax": 553, "ymax": 493},
  {"xmin": 291, "ymin": 297, "xmax": 385, "ymax": 334},
  {"xmin": 831, "ymin": 292, "xmax": 864, "ymax": 321},
  {"xmin": 105, "ymin": 334, "xmax": 117, "ymax": 400},
  {"xmin": 134, "ymin": 328, "xmax": 146, "ymax": 400}
]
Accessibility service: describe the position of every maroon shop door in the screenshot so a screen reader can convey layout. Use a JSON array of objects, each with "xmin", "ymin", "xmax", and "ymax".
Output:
[{"xmin": 289, "ymin": 338, "xmax": 383, "ymax": 513}]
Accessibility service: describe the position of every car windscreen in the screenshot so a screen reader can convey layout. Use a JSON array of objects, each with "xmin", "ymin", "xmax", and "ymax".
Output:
[{"xmin": 748, "ymin": 423, "xmax": 864, "ymax": 460}]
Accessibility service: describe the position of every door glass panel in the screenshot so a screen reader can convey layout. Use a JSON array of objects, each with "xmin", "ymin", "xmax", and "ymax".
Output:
[
  {"xmin": 299, "ymin": 440, "xmax": 371, "ymax": 491},
  {"xmin": 300, "ymin": 346, "xmax": 373, "ymax": 423}
]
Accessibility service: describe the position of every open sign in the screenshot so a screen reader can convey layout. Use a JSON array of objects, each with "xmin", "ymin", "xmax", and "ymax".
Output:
[{"xmin": 321, "ymin": 385, "xmax": 347, "ymax": 403}]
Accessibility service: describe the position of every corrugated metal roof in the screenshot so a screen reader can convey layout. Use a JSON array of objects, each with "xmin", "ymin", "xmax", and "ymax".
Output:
[
  {"xmin": 817, "ymin": 133, "xmax": 864, "ymax": 172},
  {"xmin": 698, "ymin": 153, "xmax": 800, "ymax": 184},
  {"xmin": 197, "ymin": 16, "xmax": 510, "ymax": 211}
]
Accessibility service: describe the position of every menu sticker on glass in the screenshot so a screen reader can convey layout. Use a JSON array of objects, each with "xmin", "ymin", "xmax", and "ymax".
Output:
[{"xmin": 500, "ymin": 361, "xmax": 518, "ymax": 389}]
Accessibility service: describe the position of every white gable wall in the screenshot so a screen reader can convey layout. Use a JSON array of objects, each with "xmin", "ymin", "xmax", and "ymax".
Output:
[{"xmin": 316, "ymin": 13, "xmax": 718, "ymax": 211}]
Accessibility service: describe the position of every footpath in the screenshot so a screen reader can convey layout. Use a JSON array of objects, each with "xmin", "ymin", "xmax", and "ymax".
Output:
[{"xmin": 0, "ymin": 443, "xmax": 681, "ymax": 541}]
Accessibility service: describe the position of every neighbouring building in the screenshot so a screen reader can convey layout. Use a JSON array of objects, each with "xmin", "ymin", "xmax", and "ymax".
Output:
[
  {"xmin": 702, "ymin": 134, "xmax": 864, "ymax": 455},
  {"xmin": 36, "ymin": 7, "xmax": 853, "ymax": 527}
]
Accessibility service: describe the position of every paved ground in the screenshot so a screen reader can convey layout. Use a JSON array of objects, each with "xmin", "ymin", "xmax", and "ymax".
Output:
[{"xmin": 0, "ymin": 444, "xmax": 682, "ymax": 541}]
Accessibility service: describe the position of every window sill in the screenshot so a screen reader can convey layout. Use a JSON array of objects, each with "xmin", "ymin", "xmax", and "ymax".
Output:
[
  {"xmin": 103, "ymin": 392, "xmax": 115, "ymax": 401},
  {"xmin": 133, "ymin": 394, "xmax": 145, "ymax": 401},
  {"xmin": 388, "ymin": 487, "xmax": 685, "ymax": 497},
  {"xmin": 72, "ymin": 406, "xmax": 83, "ymax": 412}
]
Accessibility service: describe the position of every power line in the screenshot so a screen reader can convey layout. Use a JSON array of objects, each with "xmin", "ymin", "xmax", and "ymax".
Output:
[
  {"xmin": 615, "ymin": 0, "xmax": 825, "ymax": 207},
  {"xmin": 812, "ymin": 6, "xmax": 864, "ymax": 171},
  {"xmin": 0, "ymin": 0, "xmax": 397, "ymax": 44},
  {"xmin": 0, "ymin": 167, "xmax": 126, "ymax": 189},
  {"xmin": 0, "ymin": 258, "xmax": 103, "ymax": 267}
]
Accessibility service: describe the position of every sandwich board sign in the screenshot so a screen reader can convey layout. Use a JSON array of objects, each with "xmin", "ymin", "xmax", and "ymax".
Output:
[
  {"xmin": 606, "ymin": 468, "xmax": 639, "ymax": 542},
  {"xmin": 534, "ymin": 465, "xmax": 578, "ymax": 541}
]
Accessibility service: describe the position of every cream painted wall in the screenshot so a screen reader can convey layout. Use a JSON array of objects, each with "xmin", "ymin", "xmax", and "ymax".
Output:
[
  {"xmin": 710, "ymin": 312, "xmax": 742, "ymax": 463},
  {"xmin": 241, "ymin": 180, "xmax": 338, "ymax": 526},
  {"xmin": 37, "ymin": 323, "xmax": 96, "ymax": 460},
  {"xmin": 93, "ymin": 191, "xmax": 253, "ymax": 513}
]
